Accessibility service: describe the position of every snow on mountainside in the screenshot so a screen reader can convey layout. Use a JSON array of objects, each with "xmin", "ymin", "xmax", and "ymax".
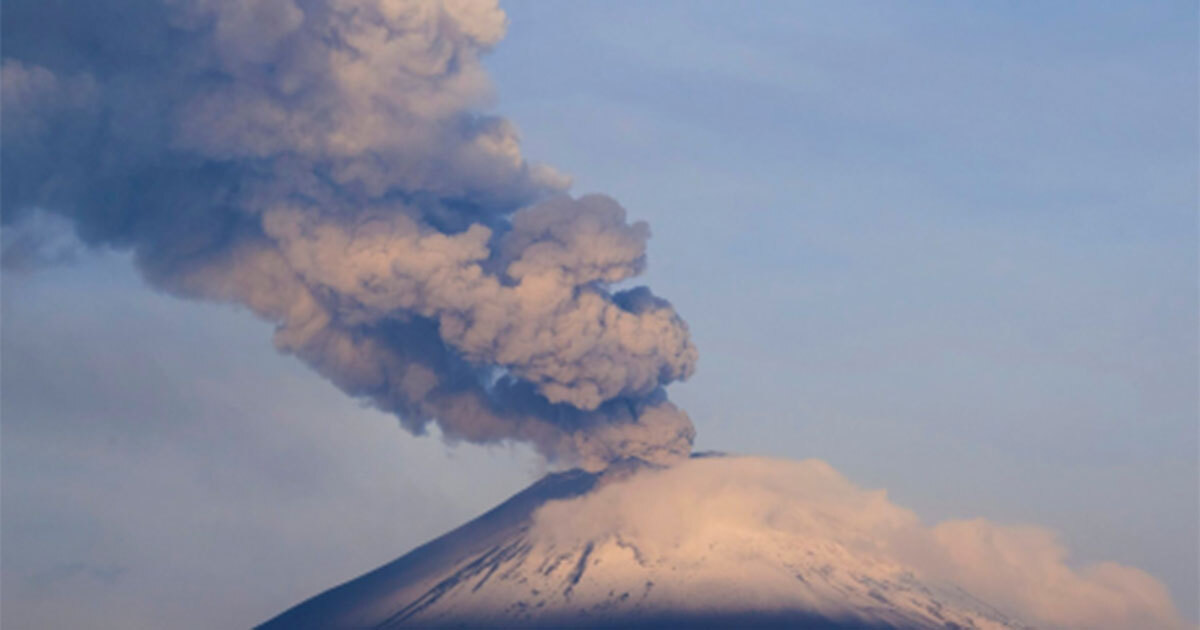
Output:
[{"xmin": 258, "ymin": 455, "xmax": 1038, "ymax": 629}]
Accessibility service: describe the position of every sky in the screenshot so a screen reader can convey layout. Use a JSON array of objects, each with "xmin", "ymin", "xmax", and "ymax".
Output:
[{"xmin": 2, "ymin": 1, "xmax": 1197, "ymax": 629}]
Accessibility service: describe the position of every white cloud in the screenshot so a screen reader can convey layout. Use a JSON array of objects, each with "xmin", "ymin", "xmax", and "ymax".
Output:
[{"xmin": 533, "ymin": 456, "xmax": 1191, "ymax": 630}]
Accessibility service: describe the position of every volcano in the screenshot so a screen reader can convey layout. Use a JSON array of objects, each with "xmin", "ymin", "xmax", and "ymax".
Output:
[{"xmin": 256, "ymin": 455, "xmax": 1038, "ymax": 629}]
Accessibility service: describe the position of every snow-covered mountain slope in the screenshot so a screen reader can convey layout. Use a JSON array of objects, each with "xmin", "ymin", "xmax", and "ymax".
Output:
[
  {"xmin": 258, "ymin": 455, "xmax": 1187, "ymax": 629},
  {"xmin": 258, "ymin": 456, "xmax": 1034, "ymax": 629}
]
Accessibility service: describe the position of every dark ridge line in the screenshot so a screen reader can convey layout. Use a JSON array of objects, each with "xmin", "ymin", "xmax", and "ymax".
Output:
[
  {"xmin": 381, "ymin": 536, "xmax": 531, "ymax": 628},
  {"xmin": 614, "ymin": 534, "xmax": 648, "ymax": 567},
  {"xmin": 257, "ymin": 468, "xmax": 599, "ymax": 629},
  {"xmin": 563, "ymin": 541, "xmax": 595, "ymax": 599},
  {"xmin": 689, "ymin": 450, "xmax": 728, "ymax": 459}
]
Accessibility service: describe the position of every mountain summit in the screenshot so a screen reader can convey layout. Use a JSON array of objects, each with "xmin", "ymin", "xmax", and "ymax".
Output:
[
  {"xmin": 257, "ymin": 456, "xmax": 1034, "ymax": 629},
  {"xmin": 258, "ymin": 455, "xmax": 1184, "ymax": 629}
]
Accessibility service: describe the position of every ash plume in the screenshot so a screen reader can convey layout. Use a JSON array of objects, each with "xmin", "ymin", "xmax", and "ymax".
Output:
[{"xmin": 1, "ymin": 0, "xmax": 698, "ymax": 468}]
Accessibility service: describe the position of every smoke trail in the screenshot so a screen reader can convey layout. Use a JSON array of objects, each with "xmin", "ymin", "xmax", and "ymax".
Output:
[{"xmin": 1, "ymin": 0, "xmax": 698, "ymax": 469}]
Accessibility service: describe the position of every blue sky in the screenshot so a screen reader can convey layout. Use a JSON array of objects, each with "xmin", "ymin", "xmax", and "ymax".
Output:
[{"xmin": 3, "ymin": 2, "xmax": 1196, "ymax": 627}]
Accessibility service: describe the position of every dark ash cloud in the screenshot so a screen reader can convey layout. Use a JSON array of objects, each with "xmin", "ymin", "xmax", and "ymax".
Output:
[{"xmin": 1, "ymin": 0, "xmax": 697, "ymax": 468}]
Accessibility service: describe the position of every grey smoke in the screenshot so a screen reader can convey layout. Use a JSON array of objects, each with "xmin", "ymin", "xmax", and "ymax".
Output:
[{"xmin": 1, "ymin": 0, "xmax": 698, "ymax": 468}]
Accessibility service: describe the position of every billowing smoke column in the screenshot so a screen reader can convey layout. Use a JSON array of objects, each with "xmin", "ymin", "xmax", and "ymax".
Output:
[{"xmin": 1, "ymin": 0, "xmax": 698, "ymax": 469}]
